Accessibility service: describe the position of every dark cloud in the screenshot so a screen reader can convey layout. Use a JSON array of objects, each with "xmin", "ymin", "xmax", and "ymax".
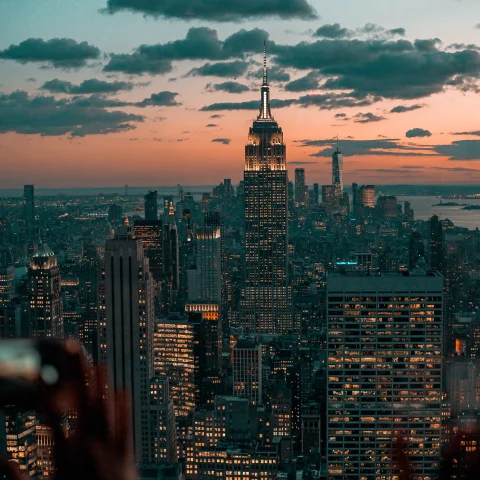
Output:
[
  {"xmin": 271, "ymin": 36, "xmax": 480, "ymax": 99},
  {"xmin": 388, "ymin": 28, "xmax": 406, "ymax": 37},
  {"xmin": 0, "ymin": 90, "xmax": 143, "ymax": 137},
  {"xmin": 402, "ymin": 165, "xmax": 425, "ymax": 169},
  {"xmin": 0, "ymin": 38, "xmax": 100, "ymax": 68},
  {"xmin": 298, "ymin": 138, "xmax": 436, "ymax": 157},
  {"xmin": 41, "ymin": 78, "xmax": 134, "ymax": 94},
  {"xmin": 448, "ymin": 43, "xmax": 480, "ymax": 51},
  {"xmin": 434, "ymin": 140, "xmax": 480, "ymax": 160},
  {"xmin": 406, "ymin": 128, "xmax": 432, "ymax": 138},
  {"xmin": 248, "ymin": 65, "xmax": 290, "ymax": 82},
  {"xmin": 390, "ymin": 104, "xmax": 424, "ymax": 113},
  {"xmin": 187, "ymin": 60, "xmax": 249, "ymax": 77},
  {"xmin": 104, "ymin": 53, "xmax": 172, "ymax": 75},
  {"xmin": 207, "ymin": 81, "xmax": 249, "ymax": 93},
  {"xmin": 103, "ymin": 0, "xmax": 317, "ymax": 21},
  {"xmin": 284, "ymin": 71, "xmax": 319, "ymax": 91},
  {"xmin": 314, "ymin": 24, "xmax": 353, "ymax": 39},
  {"xmin": 476, "ymin": 24, "xmax": 480, "ymax": 29},
  {"xmin": 135, "ymin": 91, "xmax": 181, "ymax": 107},
  {"xmin": 206, "ymin": 123, "xmax": 217, "ymax": 127},
  {"xmin": 210, "ymin": 114, "xmax": 223, "ymax": 118},
  {"xmin": 335, "ymin": 113, "xmax": 347, "ymax": 118},
  {"xmin": 26, "ymin": 77, "xmax": 36, "ymax": 82},
  {"xmin": 452, "ymin": 130, "xmax": 480, "ymax": 136},
  {"xmin": 431, "ymin": 166, "xmax": 480, "ymax": 172},
  {"xmin": 69, "ymin": 95, "xmax": 128, "ymax": 108},
  {"xmin": 222, "ymin": 28, "xmax": 270, "ymax": 56},
  {"xmin": 200, "ymin": 91, "xmax": 379, "ymax": 111},
  {"xmin": 212, "ymin": 137, "xmax": 231, "ymax": 145},
  {"xmin": 353, "ymin": 112, "xmax": 386, "ymax": 123}
]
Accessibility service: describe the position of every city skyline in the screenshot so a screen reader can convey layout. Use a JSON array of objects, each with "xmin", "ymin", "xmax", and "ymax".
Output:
[{"xmin": 0, "ymin": 0, "xmax": 480, "ymax": 188}]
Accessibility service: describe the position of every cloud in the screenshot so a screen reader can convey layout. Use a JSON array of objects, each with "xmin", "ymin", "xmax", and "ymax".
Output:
[
  {"xmin": 103, "ymin": 53, "xmax": 173, "ymax": 75},
  {"xmin": 103, "ymin": 0, "xmax": 317, "ymax": 21},
  {"xmin": 135, "ymin": 91, "xmax": 181, "ymax": 107},
  {"xmin": 41, "ymin": 78, "xmax": 134, "ymax": 94},
  {"xmin": 200, "ymin": 98, "xmax": 295, "ymax": 111},
  {"xmin": 353, "ymin": 112, "xmax": 386, "ymax": 123},
  {"xmin": 0, "ymin": 38, "xmax": 100, "ymax": 68},
  {"xmin": 476, "ymin": 24, "xmax": 480, "ymax": 29},
  {"xmin": 271, "ymin": 35, "xmax": 480, "ymax": 99},
  {"xmin": 0, "ymin": 90, "xmax": 143, "ymax": 137},
  {"xmin": 187, "ymin": 60, "xmax": 249, "ymax": 77},
  {"xmin": 289, "ymin": 161, "xmax": 318, "ymax": 164},
  {"xmin": 210, "ymin": 114, "xmax": 223, "ymax": 118},
  {"xmin": 222, "ymin": 28, "xmax": 270, "ymax": 56},
  {"xmin": 431, "ymin": 166, "xmax": 480, "ymax": 172},
  {"xmin": 207, "ymin": 81, "xmax": 249, "ymax": 93},
  {"xmin": 448, "ymin": 43, "xmax": 480, "ymax": 51},
  {"xmin": 406, "ymin": 128, "xmax": 432, "ymax": 138},
  {"xmin": 206, "ymin": 123, "xmax": 217, "ymax": 127},
  {"xmin": 434, "ymin": 140, "xmax": 480, "ymax": 160},
  {"xmin": 388, "ymin": 28, "xmax": 406, "ymax": 37},
  {"xmin": 314, "ymin": 24, "xmax": 353, "ymax": 39},
  {"xmin": 248, "ymin": 65, "xmax": 291, "ymax": 82},
  {"xmin": 212, "ymin": 137, "xmax": 231, "ymax": 145},
  {"xmin": 452, "ymin": 130, "xmax": 480, "ymax": 136},
  {"xmin": 335, "ymin": 113, "xmax": 347, "ymax": 118},
  {"xmin": 402, "ymin": 165, "xmax": 425, "ymax": 169},
  {"xmin": 390, "ymin": 104, "xmax": 424, "ymax": 113},
  {"xmin": 298, "ymin": 138, "xmax": 436, "ymax": 157},
  {"xmin": 284, "ymin": 71, "xmax": 319, "ymax": 91},
  {"xmin": 26, "ymin": 77, "xmax": 36, "ymax": 82}
]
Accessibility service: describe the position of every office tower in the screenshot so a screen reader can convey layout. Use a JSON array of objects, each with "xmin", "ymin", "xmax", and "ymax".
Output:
[
  {"xmin": 134, "ymin": 219, "xmax": 163, "ymax": 283},
  {"xmin": 185, "ymin": 302, "xmax": 221, "ymax": 371},
  {"xmin": 376, "ymin": 195, "xmax": 398, "ymax": 218},
  {"xmin": 326, "ymin": 271, "xmax": 443, "ymax": 479},
  {"xmin": 188, "ymin": 225, "xmax": 221, "ymax": 302},
  {"xmin": 107, "ymin": 204, "xmax": 122, "ymax": 224},
  {"xmin": 0, "ymin": 247, "xmax": 15, "ymax": 306},
  {"xmin": 270, "ymin": 382, "xmax": 292, "ymax": 438},
  {"xmin": 163, "ymin": 202, "xmax": 179, "ymax": 310},
  {"xmin": 104, "ymin": 227, "xmax": 154, "ymax": 462},
  {"xmin": 144, "ymin": 190, "xmax": 158, "ymax": 221},
  {"xmin": 36, "ymin": 424, "xmax": 55, "ymax": 479},
  {"xmin": 0, "ymin": 408, "xmax": 37, "ymax": 477},
  {"xmin": 429, "ymin": 214, "xmax": 444, "ymax": 274},
  {"xmin": 148, "ymin": 376, "xmax": 178, "ymax": 464},
  {"xmin": 24, "ymin": 184, "xmax": 34, "ymax": 224},
  {"xmin": 358, "ymin": 184, "xmax": 375, "ymax": 208},
  {"xmin": 409, "ymin": 231, "xmax": 425, "ymax": 270},
  {"xmin": 154, "ymin": 312, "xmax": 207, "ymax": 417},
  {"xmin": 322, "ymin": 185, "xmax": 336, "ymax": 213},
  {"xmin": 294, "ymin": 168, "xmax": 308, "ymax": 207},
  {"xmin": 352, "ymin": 183, "xmax": 358, "ymax": 214},
  {"xmin": 445, "ymin": 356, "xmax": 476, "ymax": 417},
  {"xmin": 313, "ymin": 183, "xmax": 320, "ymax": 205},
  {"xmin": 332, "ymin": 141, "xmax": 343, "ymax": 194},
  {"xmin": 29, "ymin": 244, "xmax": 63, "ymax": 338},
  {"xmin": 243, "ymin": 45, "xmax": 290, "ymax": 334},
  {"xmin": 233, "ymin": 339, "xmax": 263, "ymax": 405}
]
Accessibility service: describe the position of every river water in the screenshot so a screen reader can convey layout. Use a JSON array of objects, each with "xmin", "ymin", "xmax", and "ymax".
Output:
[{"xmin": 397, "ymin": 196, "xmax": 480, "ymax": 230}]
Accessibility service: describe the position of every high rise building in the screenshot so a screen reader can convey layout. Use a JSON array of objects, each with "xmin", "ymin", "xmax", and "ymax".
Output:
[
  {"xmin": 154, "ymin": 312, "xmax": 207, "ymax": 417},
  {"xmin": 326, "ymin": 271, "xmax": 443, "ymax": 479},
  {"xmin": 144, "ymin": 190, "xmax": 158, "ymax": 221},
  {"xmin": 29, "ymin": 244, "xmax": 63, "ymax": 338},
  {"xmin": 134, "ymin": 220, "xmax": 163, "ymax": 283},
  {"xmin": 107, "ymin": 204, "xmax": 123, "ymax": 224},
  {"xmin": 103, "ymin": 227, "xmax": 155, "ymax": 462},
  {"xmin": 24, "ymin": 185, "xmax": 34, "ymax": 224},
  {"xmin": 332, "ymin": 141, "xmax": 343, "ymax": 193},
  {"xmin": 0, "ymin": 248, "xmax": 15, "ymax": 306},
  {"xmin": 322, "ymin": 185, "xmax": 337, "ymax": 213},
  {"xmin": 352, "ymin": 182, "xmax": 358, "ymax": 215},
  {"xmin": 376, "ymin": 195, "xmax": 398, "ymax": 218},
  {"xmin": 243, "ymin": 45, "xmax": 290, "ymax": 334},
  {"xmin": 163, "ymin": 202, "xmax": 179, "ymax": 310},
  {"xmin": 0, "ymin": 408, "xmax": 37, "ymax": 477},
  {"xmin": 188, "ymin": 226, "xmax": 221, "ymax": 302},
  {"xmin": 233, "ymin": 339, "xmax": 263, "ymax": 406},
  {"xmin": 409, "ymin": 231, "xmax": 425, "ymax": 270},
  {"xmin": 294, "ymin": 168, "xmax": 308, "ymax": 207},
  {"xmin": 429, "ymin": 214, "xmax": 444, "ymax": 274},
  {"xmin": 313, "ymin": 183, "xmax": 320, "ymax": 205},
  {"xmin": 358, "ymin": 184, "xmax": 375, "ymax": 209}
]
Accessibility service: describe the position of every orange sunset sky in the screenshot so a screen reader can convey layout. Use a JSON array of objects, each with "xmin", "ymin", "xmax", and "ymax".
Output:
[{"xmin": 0, "ymin": 0, "xmax": 479, "ymax": 189}]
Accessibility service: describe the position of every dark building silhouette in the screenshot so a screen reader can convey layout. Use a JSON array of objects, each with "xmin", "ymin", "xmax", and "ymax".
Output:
[
  {"xmin": 24, "ymin": 184, "xmax": 34, "ymax": 224},
  {"xmin": 144, "ymin": 190, "xmax": 158, "ymax": 221},
  {"xmin": 134, "ymin": 220, "xmax": 163, "ymax": 283},
  {"xmin": 409, "ymin": 231, "xmax": 425, "ymax": 270},
  {"xmin": 429, "ymin": 214, "xmax": 444, "ymax": 274}
]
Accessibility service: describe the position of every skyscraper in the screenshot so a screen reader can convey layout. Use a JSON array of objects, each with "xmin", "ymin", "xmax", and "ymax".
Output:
[
  {"xmin": 358, "ymin": 185, "xmax": 375, "ymax": 209},
  {"xmin": 24, "ymin": 185, "xmax": 34, "ymax": 224},
  {"xmin": 233, "ymin": 339, "xmax": 263, "ymax": 406},
  {"xmin": 294, "ymin": 168, "xmax": 308, "ymax": 207},
  {"xmin": 243, "ymin": 44, "xmax": 290, "ymax": 334},
  {"xmin": 326, "ymin": 271, "xmax": 443, "ymax": 479},
  {"xmin": 103, "ymin": 227, "xmax": 154, "ymax": 462},
  {"xmin": 29, "ymin": 244, "xmax": 63, "ymax": 338},
  {"xmin": 163, "ymin": 202, "xmax": 179, "ymax": 311},
  {"xmin": 429, "ymin": 214, "xmax": 444, "ymax": 274},
  {"xmin": 144, "ymin": 190, "xmax": 158, "ymax": 221},
  {"xmin": 332, "ymin": 140, "xmax": 343, "ymax": 194},
  {"xmin": 134, "ymin": 220, "xmax": 163, "ymax": 283}
]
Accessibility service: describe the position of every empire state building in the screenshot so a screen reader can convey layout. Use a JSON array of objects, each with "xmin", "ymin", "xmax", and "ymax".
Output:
[{"xmin": 243, "ymin": 45, "xmax": 291, "ymax": 334}]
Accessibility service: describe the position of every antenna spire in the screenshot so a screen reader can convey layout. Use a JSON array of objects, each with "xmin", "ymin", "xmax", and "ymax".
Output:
[{"xmin": 263, "ymin": 40, "xmax": 268, "ymax": 86}]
